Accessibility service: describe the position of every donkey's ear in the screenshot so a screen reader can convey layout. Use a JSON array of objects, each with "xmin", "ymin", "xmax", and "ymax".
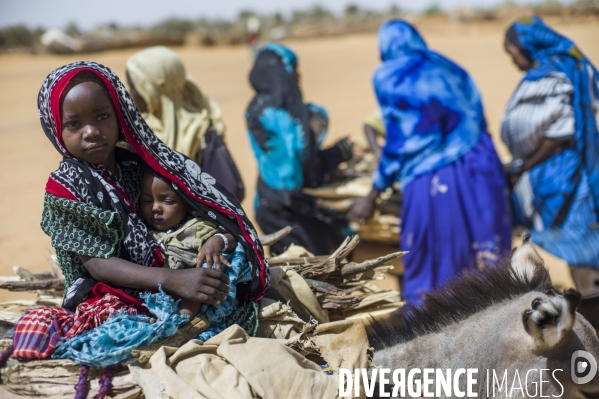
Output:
[
  {"xmin": 510, "ymin": 234, "xmax": 545, "ymax": 281},
  {"xmin": 523, "ymin": 290, "xmax": 581, "ymax": 349}
]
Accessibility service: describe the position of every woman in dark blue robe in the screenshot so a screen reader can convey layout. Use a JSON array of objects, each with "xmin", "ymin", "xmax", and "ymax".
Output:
[{"xmin": 350, "ymin": 20, "xmax": 512, "ymax": 303}]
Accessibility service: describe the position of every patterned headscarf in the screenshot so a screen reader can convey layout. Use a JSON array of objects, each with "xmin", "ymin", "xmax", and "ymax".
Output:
[{"xmin": 39, "ymin": 61, "xmax": 269, "ymax": 301}]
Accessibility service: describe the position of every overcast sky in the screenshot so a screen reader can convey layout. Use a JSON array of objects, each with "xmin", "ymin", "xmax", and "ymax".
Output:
[{"xmin": 0, "ymin": 0, "xmax": 563, "ymax": 30}]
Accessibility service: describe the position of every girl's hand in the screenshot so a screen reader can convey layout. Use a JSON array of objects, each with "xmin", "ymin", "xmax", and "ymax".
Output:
[
  {"xmin": 167, "ymin": 267, "xmax": 230, "ymax": 305},
  {"xmin": 196, "ymin": 235, "xmax": 231, "ymax": 271}
]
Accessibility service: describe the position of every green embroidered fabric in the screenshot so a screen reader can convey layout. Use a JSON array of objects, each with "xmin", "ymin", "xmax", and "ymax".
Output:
[
  {"xmin": 225, "ymin": 302, "xmax": 260, "ymax": 337},
  {"xmin": 40, "ymin": 158, "xmax": 144, "ymax": 290},
  {"xmin": 41, "ymin": 193, "xmax": 124, "ymax": 289}
]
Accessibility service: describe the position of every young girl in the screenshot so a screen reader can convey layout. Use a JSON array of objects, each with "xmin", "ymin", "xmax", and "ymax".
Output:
[{"xmin": 12, "ymin": 62, "xmax": 269, "ymax": 360}]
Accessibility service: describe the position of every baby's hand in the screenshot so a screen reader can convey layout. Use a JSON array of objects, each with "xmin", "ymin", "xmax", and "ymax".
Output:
[{"xmin": 196, "ymin": 235, "xmax": 231, "ymax": 271}]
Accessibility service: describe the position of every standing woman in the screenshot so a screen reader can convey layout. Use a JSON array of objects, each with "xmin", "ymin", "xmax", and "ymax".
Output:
[
  {"xmin": 246, "ymin": 43, "xmax": 353, "ymax": 255},
  {"xmin": 350, "ymin": 20, "xmax": 511, "ymax": 303},
  {"xmin": 126, "ymin": 46, "xmax": 245, "ymax": 201},
  {"xmin": 502, "ymin": 16, "xmax": 599, "ymax": 268}
]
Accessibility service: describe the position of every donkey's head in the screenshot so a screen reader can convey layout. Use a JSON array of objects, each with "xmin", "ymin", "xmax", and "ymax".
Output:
[
  {"xmin": 511, "ymin": 233, "xmax": 582, "ymax": 350},
  {"xmin": 367, "ymin": 236, "xmax": 599, "ymax": 398}
]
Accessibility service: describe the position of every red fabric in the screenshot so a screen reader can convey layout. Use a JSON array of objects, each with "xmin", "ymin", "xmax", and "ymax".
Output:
[
  {"xmin": 67, "ymin": 292, "xmax": 140, "ymax": 338},
  {"xmin": 12, "ymin": 283, "xmax": 145, "ymax": 359},
  {"xmin": 45, "ymin": 177, "xmax": 79, "ymax": 201},
  {"xmin": 13, "ymin": 307, "xmax": 74, "ymax": 359},
  {"xmin": 86, "ymin": 282, "xmax": 145, "ymax": 309},
  {"xmin": 50, "ymin": 69, "xmax": 81, "ymax": 156}
]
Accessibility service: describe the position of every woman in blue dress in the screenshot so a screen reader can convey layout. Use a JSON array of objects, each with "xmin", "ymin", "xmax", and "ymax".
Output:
[
  {"xmin": 502, "ymin": 16, "xmax": 599, "ymax": 269},
  {"xmin": 350, "ymin": 20, "xmax": 512, "ymax": 303},
  {"xmin": 246, "ymin": 43, "xmax": 353, "ymax": 255}
]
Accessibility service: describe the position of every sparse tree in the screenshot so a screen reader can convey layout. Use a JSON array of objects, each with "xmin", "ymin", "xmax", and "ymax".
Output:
[
  {"xmin": 153, "ymin": 18, "xmax": 196, "ymax": 34},
  {"xmin": 345, "ymin": 4, "xmax": 360, "ymax": 16},
  {"xmin": 273, "ymin": 12, "xmax": 285, "ymax": 24},
  {"xmin": 0, "ymin": 25, "xmax": 34, "ymax": 47},
  {"xmin": 389, "ymin": 4, "xmax": 401, "ymax": 16},
  {"xmin": 65, "ymin": 21, "xmax": 81, "ymax": 37},
  {"xmin": 309, "ymin": 4, "xmax": 332, "ymax": 20},
  {"xmin": 238, "ymin": 10, "xmax": 256, "ymax": 21},
  {"xmin": 423, "ymin": 4, "xmax": 443, "ymax": 15}
]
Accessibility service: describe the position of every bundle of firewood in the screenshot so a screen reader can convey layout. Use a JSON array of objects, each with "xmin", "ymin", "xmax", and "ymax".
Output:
[
  {"xmin": 0, "ymin": 228, "xmax": 403, "ymax": 325},
  {"xmin": 265, "ymin": 229, "xmax": 404, "ymax": 320},
  {"xmin": 0, "ymin": 227, "xmax": 402, "ymax": 398}
]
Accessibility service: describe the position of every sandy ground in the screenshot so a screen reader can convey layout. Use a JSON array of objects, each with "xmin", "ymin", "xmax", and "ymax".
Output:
[{"xmin": 1, "ymin": 18, "xmax": 598, "ymax": 301}]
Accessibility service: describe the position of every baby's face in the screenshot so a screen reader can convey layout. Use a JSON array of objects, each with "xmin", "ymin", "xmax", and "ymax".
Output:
[{"xmin": 141, "ymin": 173, "xmax": 189, "ymax": 231}]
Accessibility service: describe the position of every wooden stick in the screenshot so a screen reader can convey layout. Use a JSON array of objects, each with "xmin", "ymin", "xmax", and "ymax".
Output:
[
  {"xmin": 332, "ymin": 235, "xmax": 361, "ymax": 260},
  {"xmin": 266, "ymin": 255, "xmax": 328, "ymax": 267},
  {"xmin": 0, "ymin": 279, "xmax": 64, "ymax": 292},
  {"xmin": 258, "ymin": 226, "xmax": 292, "ymax": 246},
  {"xmin": 12, "ymin": 266, "xmax": 35, "ymax": 282},
  {"xmin": 339, "ymin": 251, "xmax": 407, "ymax": 276}
]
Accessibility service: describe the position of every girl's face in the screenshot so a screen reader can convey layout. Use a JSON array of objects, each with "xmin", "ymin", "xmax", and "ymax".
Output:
[{"xmin": 61, "ymin": 81, "xmax": 120, "ymax": 166}]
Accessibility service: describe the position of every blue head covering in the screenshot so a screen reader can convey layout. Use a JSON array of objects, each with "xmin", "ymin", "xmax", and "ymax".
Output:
[
  {"xmin": 508, "ymin": 16, "xmax": 599, "ymax": 216},
  {"xmin": 258, "ymin": 42, "xmax": 297, "ymax": 74},
  {"xmin": 378, "ymin": 19, "xmax": 427, "ymax": 61},
  {"xmin": 372, "ymin": 20, "xmax": 486, "ymax": 190}
]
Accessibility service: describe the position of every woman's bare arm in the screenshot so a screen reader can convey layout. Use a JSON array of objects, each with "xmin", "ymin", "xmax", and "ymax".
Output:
[
  {"xmin": 80, "ymin": 255, "xmax": 230, "ymax": 305},
  {"xmin": 523, "ymin": 137, "xmax": 570, "ymax": 172},
  {"xmin": 364, "ymin": 124, "xmax": 382, "ymax": 157}
]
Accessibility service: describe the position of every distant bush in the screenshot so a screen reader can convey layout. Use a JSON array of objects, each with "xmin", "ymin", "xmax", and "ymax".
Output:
[
  {"xmin": 424, "ymin": 4, "xmax": 443, "ymax": 15},
  {"xmin": 0, "ymin": 25, "xmax": 43, "ymax": 48},
  {"xmin": 152, "ymin": 18, "xmax": 196, "ymax": 34},
  {"xmin": 345, "ymin": 4, "xmax": 360, "ymax": 16},
  {"xmin": 64, "ymin": 21, "xmax": 81, "ymax": 37}
]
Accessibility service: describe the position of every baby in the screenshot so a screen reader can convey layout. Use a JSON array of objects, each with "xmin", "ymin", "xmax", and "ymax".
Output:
[{"xmin": 140, "ymin": 171, "xmax": 236, "ymax": 317}]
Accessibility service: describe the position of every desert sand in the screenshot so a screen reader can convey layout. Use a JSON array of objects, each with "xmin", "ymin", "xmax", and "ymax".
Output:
[{"xmin": 1, "ymin": 17, "xmax": 598, "ymax": 301}]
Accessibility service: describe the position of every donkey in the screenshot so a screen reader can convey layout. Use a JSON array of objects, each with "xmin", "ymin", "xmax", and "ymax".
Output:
[{"xmin": 366, "ymin": 236, "xmax": 599, "ymax": 398}]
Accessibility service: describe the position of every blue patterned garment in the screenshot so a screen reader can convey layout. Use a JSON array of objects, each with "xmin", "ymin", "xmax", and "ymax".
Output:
[
  {"xmin": 372, "ymin": 20, "xmax": 487, "ymax": 191},
  {"xmin": 197, "ymin": 243, "xmax": 253, "ymax": 341},
  {"xmin": 505, "ymin": 16, "xmax": 599, "ymax": 268},
  {"xmin": 52, "ymin": 287, "xmax": 188, "ymax": 366}
]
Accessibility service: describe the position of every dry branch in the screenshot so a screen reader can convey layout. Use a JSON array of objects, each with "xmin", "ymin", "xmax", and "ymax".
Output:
[
  {"xmin": 0, "ymin": 278, "xmax": 64, "ymax": 292},
  {"xmin": 339, "ymin": 251, "xmax": 407, "ymax": 276},
  {"xmin": 305, "ymin": 279, "xmax": 361, "ymax": 309},
  {"xmin": 266, "ymin": 255, "xmax": 328, "ymax": 267},
  {"xmin": 258, "ymin": 226, "xmax": 292, "ymax": 246}
]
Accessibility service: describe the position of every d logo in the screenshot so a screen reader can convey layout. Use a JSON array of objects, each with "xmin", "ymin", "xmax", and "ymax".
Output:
[{"xmin": 571, "ymin": 350, "xmax": 598, "ymax": 385}]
